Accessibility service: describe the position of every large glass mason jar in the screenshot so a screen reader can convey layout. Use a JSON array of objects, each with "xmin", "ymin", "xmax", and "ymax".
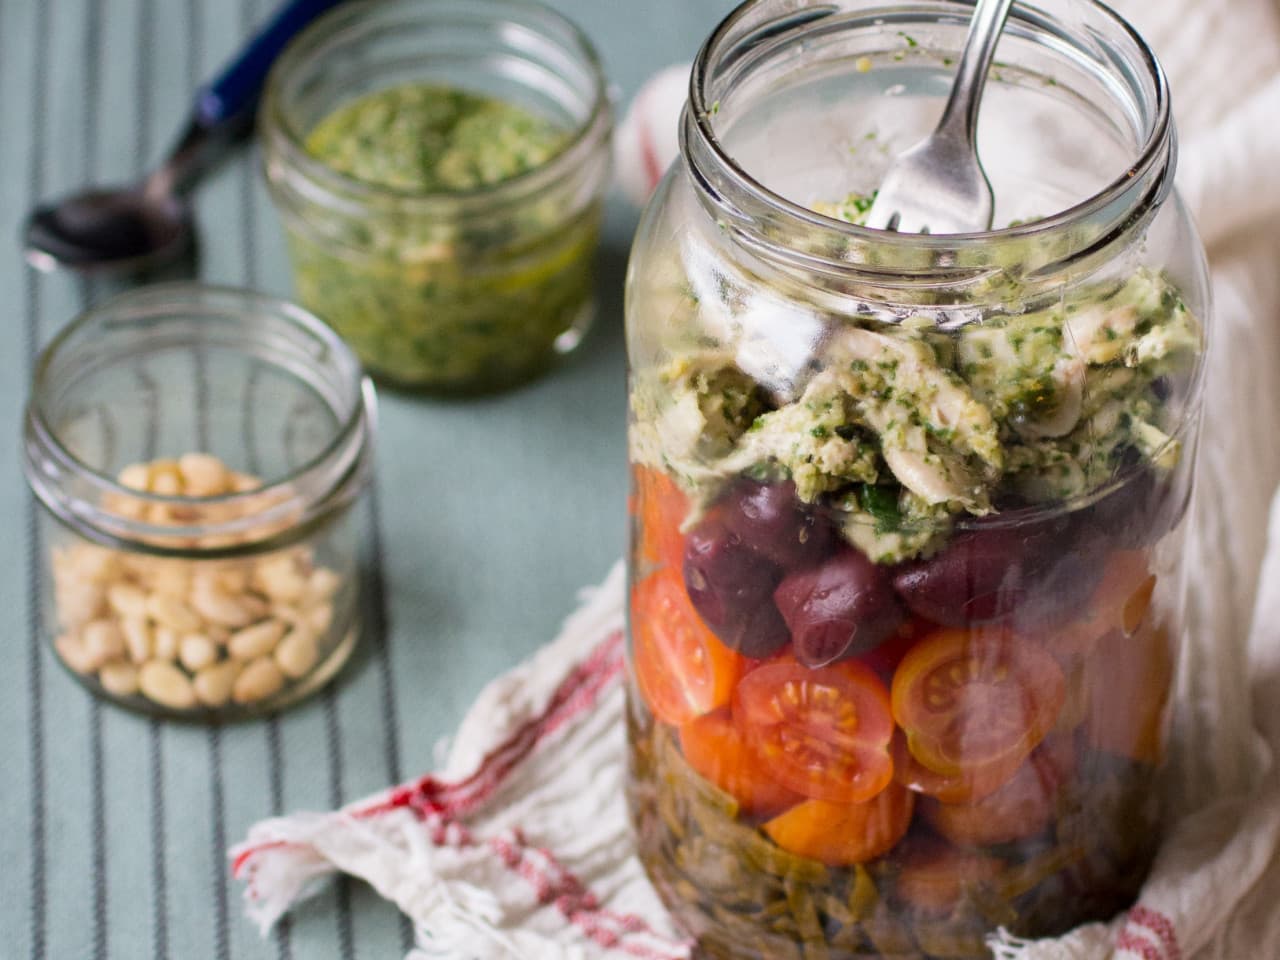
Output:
[{"xmin": 624, "ymin": 1, "xmax": 1209, "ymax": 956}]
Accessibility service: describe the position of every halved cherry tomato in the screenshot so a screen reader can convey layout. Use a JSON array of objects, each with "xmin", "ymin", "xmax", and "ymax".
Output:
[
  {"xmin": 630, "ymin": 569, "xmax": 745, "ymax": 726},
  {"xmin": 763, "ymin": 781, "xmax": 914, "ymax": 866},
  {"xmin": 1084, "ymin": 620, "xmax": 1173, "ymax": 763},
  {"xmin": 734, "ymin": 655, "xmax": 894, "ymax": 803},
  {"xmin": 893, "ymin": 840, "xmax": 1005, "ymax": 914},
  {"xmin": 920, "ymin": 736, "xmax": 1075, "ymax": 847},
  {"xmin": 631, "ymin": 465, "xmax": 688, "ymax": 573},
  {"xmin": 679, "ymin": 709, "xmax": 803, "ymax": 817},
  {"xmin": 1043, "ymin": 551, "xmax": 1155, "ymax": 659},
  {"xmin": 892, "ymin": 628, "xmax": 1065, "ymax": 777},
  {"xmin": 890, "ymin": 729, "xmax": 1022, "ymax": 804}
]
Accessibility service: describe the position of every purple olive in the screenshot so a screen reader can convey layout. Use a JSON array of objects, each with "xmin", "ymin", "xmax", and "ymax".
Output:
[
  {"xmin": 892, "ymin": 519, "xmax": 1069, "ymax": 626},
  {"xmin": 1009, "ymin": 545, "xmax": 1108, "ymax": 632},
  {"xmin": 1084, "ymin": 466, "xmax": 1189, "ymax": 550},
  {"xmin": 683, "ymin": 515, "xmax": 791, "ymax": 659},
  {"xmin": 773, "ymin": 548, "xmax": 905, "ymax": 667},
  {"xmin": 721, "ymin": 480, "xmax": 835, "ymax": 570}
]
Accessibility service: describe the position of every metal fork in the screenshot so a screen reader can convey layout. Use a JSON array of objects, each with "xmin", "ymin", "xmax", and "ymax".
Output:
[{"xmin": 863, "ymin": 0, "xmax": 1016, "ymax": 234}]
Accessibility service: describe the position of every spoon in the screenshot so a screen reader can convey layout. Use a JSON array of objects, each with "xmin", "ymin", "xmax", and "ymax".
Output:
[
  {"xmin": 863, "ymin": 0, "xmax": 1016, "ymax": 234},
  {"xmin": 24, "ymin": 0, "xmax": 346, "ymax": 276}
]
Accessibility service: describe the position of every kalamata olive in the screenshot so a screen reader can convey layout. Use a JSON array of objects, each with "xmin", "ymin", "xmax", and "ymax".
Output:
[
  {"xmin": 721, "ymin": 480, "xmax": 835, "ymax": 570},
  {"xmin": 683, "ymin": 515, "xmax": 791, "ymax": 659},
  {"xmin": 1009, "ymin": 546, "xmax": 1108, "ymax": 633},
  {"xmin": 773, "ymin": 548, "xmax": 905, "ymax": 667},
  {"xmin": 892, "ymin": 518, "xmax": 1071, "ymax": 626},
  {"xmin": 1083, "ymin": 465, "xmax": 1189, "ymax": 550}
]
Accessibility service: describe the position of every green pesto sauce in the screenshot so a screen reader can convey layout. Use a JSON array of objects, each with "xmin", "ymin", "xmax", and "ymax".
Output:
[
  {"xmin": 304, "ymin": 84, "xmax": 568, "ymax": 193},
  {"xmin": 289, "ymin": 83, "xmax": 599, "ymax": 392}
]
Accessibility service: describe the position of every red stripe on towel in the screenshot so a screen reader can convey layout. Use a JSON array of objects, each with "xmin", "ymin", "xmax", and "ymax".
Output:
[
  {"xmin": 1126, "ymin": 905, "xmax": 1181, "ymax": 960},
  {"xmin": 1116, "ymin": 930, "xmax": 1165, "ymax": 960},
  {"xmin": 234, "ymin": 632, "xmax": 623, "ymax": 879}
]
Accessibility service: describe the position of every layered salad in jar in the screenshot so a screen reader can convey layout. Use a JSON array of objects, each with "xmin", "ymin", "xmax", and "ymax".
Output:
[{"xmin": 625, "ymin": 199, "xmax": 1204, "ymax": 958}]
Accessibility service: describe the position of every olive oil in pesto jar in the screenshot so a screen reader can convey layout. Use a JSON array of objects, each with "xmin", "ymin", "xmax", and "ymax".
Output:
[{"xmin": 260, "ymin": 0, "xmax": 613, "ymax": 393}]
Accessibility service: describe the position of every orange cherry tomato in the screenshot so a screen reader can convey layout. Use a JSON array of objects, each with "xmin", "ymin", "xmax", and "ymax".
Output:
[
  {"xmin": 894, "ymin": 840, "xmax": 1005, "ymax": 914},
  {"xmin": 734, "ymin": 655, "xmax": 895, "ymax": 803},
  {"xmin": 631, "ymin": 465, "xmax": 688, "ymax": 574},
  {"xmin": 920, "ymin": 736, "xmax": 1075, "ymax": 847},
  {"xmin": 892, "ymin": 627, "xmax": 1065, "ymax": 777},
  {"xmin": 890, "ymin": 730, "xmax": 1022, "ymax": 804},
  {"xmin": 763, "ymin": 781, "xmax": 914, "ymax": 866},
  {"xmin": 1043, "ymin": 551, "xmax": 1156, "ymax": 659},
  {"xmin": 1084, "ymin": 619, "xmax": 1174, "ymax": 764},
  {"xmin": 630, "ymin": 569, "xmax": 745, "ymax": 726},
  {"xmin": 679, "ymin": 709, "xmax": 803, "ymax": 817}
]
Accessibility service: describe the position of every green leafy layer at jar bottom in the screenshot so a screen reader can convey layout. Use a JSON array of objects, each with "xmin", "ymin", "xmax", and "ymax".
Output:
[{"xmin": 628, "ymin": 713, "xmax": 1158, "ymax": 960}]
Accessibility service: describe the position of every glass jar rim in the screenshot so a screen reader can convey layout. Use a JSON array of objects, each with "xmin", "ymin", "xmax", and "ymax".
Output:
[
  {"xmin": 23, "ymin": 283, "xmax": 376, "ymax": 558},
  {"xmin": 260, "ymin": 0, "xmax": 613, "ymax": 215},
  {"xmin": 684, "ymin": 0, "xmax": 1175, "ymax": 277}
]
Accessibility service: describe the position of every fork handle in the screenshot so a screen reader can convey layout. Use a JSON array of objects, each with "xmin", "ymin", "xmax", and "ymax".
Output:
[{"xmin": 936, "ymin": 0, "xmax": 1016, "ymax": 147}]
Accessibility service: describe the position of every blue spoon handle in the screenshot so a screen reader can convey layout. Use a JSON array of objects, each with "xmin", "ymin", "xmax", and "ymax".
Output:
[{"xmin": 194, "ymin": 0, "xmax": 347, "ymax": 127}]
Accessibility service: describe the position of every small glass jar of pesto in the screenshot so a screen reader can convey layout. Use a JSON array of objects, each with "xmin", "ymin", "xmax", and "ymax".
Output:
[{"xmin": 260, "ymin": 0, "xmax": 612, "ymax": 393}]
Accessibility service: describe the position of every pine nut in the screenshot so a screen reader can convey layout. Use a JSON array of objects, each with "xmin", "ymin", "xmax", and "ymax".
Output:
[
  {"xmin": 146, "ymin": 593, "xmax": 202, "ymax": 633},
  {"xmin": 99, "ymin": 662, "xmax": 140, "ymax": 697},
  {"xmin": 275, "ymin": 628, "xmax": 319, "ymax": 679},
  {"xmin": 153, "ymin": 627, "xmax": 180, "ymax": 661},
  {"xmin": 138, "ymin": 661, "xmax": 197, "ymax": 710},
  {"xmin": 190, "ymin": 574, "xmax": 255, "ymax": 627},
  {"xmin": 147, "ymin": 561, "xmax": 191, "ymax": 598},
  {"xmin": 55, "ymin": 633, "xmax": 96, "ymax": 674},
  {"xmin": 55, "ymin": 580, "xmax": 106, "ymax": 630},
  {"xmin": 254, "ymin": 555, "xmax": 307, "ymax": 603},
  {"xmin": 307, "ymin": 602, "xmax": 334, "ymax": 635},
  {"xmin": 73, "ymin": 544, "xmax": 121, "ymax": 582},
  {"xmin": 307, "ymin": 567, "xmax": 341, "ymax": 603},
  {"xmin": 83, "ymin": 619, "xmax": 125, "ymax": 666},
  {"xmin": 117, "ymin": 463, "xmax": 151, "ymax": 491},
  {"xmin": 233, "ymin": 657, "xmax": 284, "ymax": 704},
  {"xmin": 121, "ymin": 617, "xmax": 152, "ymax": 663},
  {"xmin": 178, "ymin": 453, "xmax": 229, "ymax": 497},
  {"xmin": 228, "ymin": 619, "xmax": 286, "ymax": 660},
  {"xmin": 212, "ymin": 565, "xmax": 251, "ymax": 594},
  {"xmin": 194, "ymin": 661, "xmax": 240, "ymax": 707},
  {"xmin": 179, "ymin": 634, "xmax": 218, "ymax": 672},
  {"xmin": 149, "ymin": 460, "xmax": 183, "ymax": 495},
  {"xmin": 107, "ymin": 583, "xmax": 148, "ymax": 619}
]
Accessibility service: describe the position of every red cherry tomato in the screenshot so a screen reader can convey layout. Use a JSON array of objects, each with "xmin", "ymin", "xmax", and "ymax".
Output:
[
  {"xmin": 919, "ymin": 736, "xmax": 1076, "ymax": 847},
  {"xmin": 734, "ymin": 655, "xmax": 894, "ymax": 804},
  {"xmin": 631, "ymin": 465, "xmax": 688, "ymax": 574},
  {"xmin": 763, "ymin": 781, "xmax": 914, "ymax": 866},
  {"xmin": 890, "ymin": 730, "xmax": 1022, "ymax": 804},
  {"xmin": 891, "ymin": 627, "xmax": 1065, "ymax": 777},
  {"xmin": 679, "ymin": 709, "xmax": 803, "ymax": 817},
  {"xmin": 630, "ymin": 569, "xmax": 745, "ymax": 726},
  {"xmin": 859, "ymin": 616, "xmax": 933, "ymax": 679}
]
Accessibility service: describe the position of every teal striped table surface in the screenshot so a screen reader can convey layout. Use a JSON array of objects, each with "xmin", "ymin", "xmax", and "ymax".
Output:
[{"xmin": 0, "ymin": 1, "xmax": 733, "ymax": 957}]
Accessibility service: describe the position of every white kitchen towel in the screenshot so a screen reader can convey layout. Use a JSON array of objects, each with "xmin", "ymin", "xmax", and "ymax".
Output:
[{"xmin": 234, "ymin": 1, "xmax": 1280, "ymax": 957}]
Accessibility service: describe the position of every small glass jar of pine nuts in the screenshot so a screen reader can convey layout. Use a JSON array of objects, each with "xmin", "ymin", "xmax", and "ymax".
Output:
[{"xmin": 22, "ymin": 284, "xmax": 376, "ymax": 719}]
